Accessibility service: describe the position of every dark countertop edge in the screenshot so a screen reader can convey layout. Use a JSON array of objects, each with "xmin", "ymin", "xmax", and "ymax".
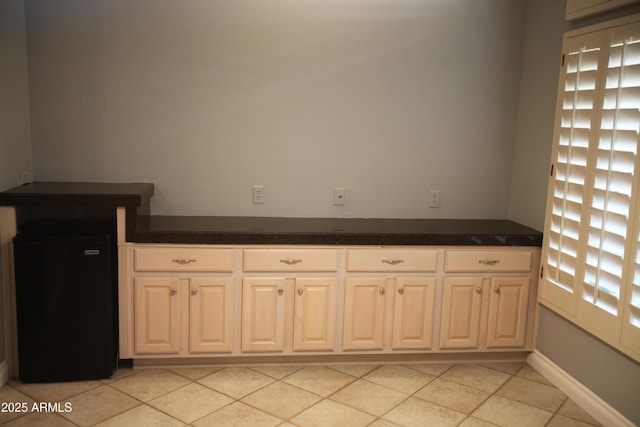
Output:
[
  {"xmin": 133, "ymin": 217, "xmax": 543, "ymax": 247},
  {"xmin": 0, "ymin": 182, "xmax": 155, "ymax": 208}
]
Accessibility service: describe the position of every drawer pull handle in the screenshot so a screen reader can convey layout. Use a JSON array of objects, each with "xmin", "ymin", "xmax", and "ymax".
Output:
[
  {"xmin": 379, "ymin": 287, "xmax": 386, "ymax": 295},
  {"xmin": 382, "ymin": 259, "xmax": 404, "ymax": 265},
  {"xmin": 170, "ymin": 288, "xmax": 177, "ymax": 295},
  {"xmin": 478, "ymin": 259, "xmax": 500, "ymax": 266},
  {"xmin": 280, "ymin": 259, "xmax": 303, "ymax": 265},
  {"xmin": 172, "ymin": 258, "xmax": 196, "ymax": 265},
  {"xmin": 398, "ymin": 288, "xmax": 404, "ymax": 295},
  {"xmin": 476, "ymin": 287, "xmax": 483, "ymax": 294},
  {"xmin": 297, "ymin": 288, "xmax": 304, "ymax": 296},
  {"xmin": 278, "ymin": 289, "xmax": 284, "ymax": 295},
  {"xmin": 191, "ymin": 288, "xmax": 198, "ymax": 295}
]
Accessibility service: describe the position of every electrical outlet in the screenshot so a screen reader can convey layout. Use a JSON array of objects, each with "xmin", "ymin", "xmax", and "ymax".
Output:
[
  {"xmin": 430, "ymin": 190, "xmax": 440, "ymax": 208},
  {"xmin": 334, "ymin": 187, "xmax": 345, "ymax": 206},
  {"xmin": 253, "ymin": 185, "xmax": 265, "ymax": 204}
]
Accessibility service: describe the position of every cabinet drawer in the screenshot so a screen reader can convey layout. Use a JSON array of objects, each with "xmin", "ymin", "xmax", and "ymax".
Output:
[
  {"xmin": 445, "ymin": 250, "xmax": 532, "ymax": 273},
  {"xmin": 243, "ymin": 249, "xmax": 337, "ymax": 272},
  {"xmin": 134, "ymin": 247, "xmax": 235, "ymax": 272},
  {"xmin": 346, "ymin": 249, "xmax": 437, "ymax": 272}
]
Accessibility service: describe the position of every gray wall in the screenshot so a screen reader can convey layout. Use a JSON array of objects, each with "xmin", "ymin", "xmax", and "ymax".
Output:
[
  {"xmin": 25, "ymin": 0, "xmax": 527, "ymax": 219},
  {"xmin": 0, "ymin": 0, "xmax": 32, "ymax": 367},
  {"xmin": 508, "ymin": 0, "xmax": 640, "ymax": 424}
]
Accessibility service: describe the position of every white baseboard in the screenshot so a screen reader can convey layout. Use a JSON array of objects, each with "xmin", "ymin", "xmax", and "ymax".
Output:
[
  {"xmin": 0, "ymin": 359, "xmax": 8, "ymax": 387},
  {"xmin": 527, "ymin": 350, "xmax": 634, "ymax": 427}
]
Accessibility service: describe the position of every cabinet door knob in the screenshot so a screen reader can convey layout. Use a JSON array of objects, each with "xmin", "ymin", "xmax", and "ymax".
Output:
[
  {"xmin": 475, "ymin": 287, "xmax": 483, "ymax": 294},
  {"xmin": 297, "ymin": 288, "xmax": 304, "ymax": 296},
  {"xmin": 278, "ymin": 289, "xmax": 284, "ymax": 295},
  {"xmin": 398, "ymin": 288, "xmax": 404, "ymax": 295},
  {"xmin": 379, "ymin": 287, "xmax": 386, "ymax": 295},
  {"xmin": 494, "ymin": 287, "xmax": 501, "ymax": 294},
  {"xmin": 170, "ymin": 288, "xmax": 178, "ymax": 295},
  {"xmin": 191, "ymin": 288, "xmax": 198, "ymax": 295}
]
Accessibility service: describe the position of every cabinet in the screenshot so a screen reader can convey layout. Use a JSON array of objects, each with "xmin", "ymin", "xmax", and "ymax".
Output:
[
  {"xmin": 241, "ymin": 249, "xmax": 338, "ymax": 353},
  {"xmin": 342, "ymin": 249, "xmax": 437, "ymax": 351},
  {"xmin": 439, "ymin": 250, "xmax": 533, "ymax": 350},
  {"xmin": 131, "ymin": 247, "xmax": 234, "ymax": 356}
]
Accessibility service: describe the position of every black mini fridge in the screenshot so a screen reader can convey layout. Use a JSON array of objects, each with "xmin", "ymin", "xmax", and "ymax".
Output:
[{"xmin": 13, "ymin": 226, "xmax": 116, "ymax": 382}]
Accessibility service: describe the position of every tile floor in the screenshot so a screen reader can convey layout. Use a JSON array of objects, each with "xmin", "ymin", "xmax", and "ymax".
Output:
[{"xmin": 0, "ymin": 362, "xmax": 602, "ymax": 427}]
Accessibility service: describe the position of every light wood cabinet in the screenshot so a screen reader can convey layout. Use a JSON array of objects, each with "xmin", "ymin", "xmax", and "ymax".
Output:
[
  {"xmin": 130, "ymin": 247, "xmax": 235, "ymax": 357},
  {"xmin": 440, "ymin": 249, "xmax": 535, "ymax": 350},
  {"xmin": 241, "ymin": 249, "xmax": 338, "ymax": 353},
  {"xmin": 343, "ymin": 249, "xmax": 437, "ymax": 351},
  {"xmin": 124, "ymin": 245, "xmax": 539, "ymax": 360},
  {"xmin": 134, "ymin": 277, "xmax": 180, "ymax": 355}
]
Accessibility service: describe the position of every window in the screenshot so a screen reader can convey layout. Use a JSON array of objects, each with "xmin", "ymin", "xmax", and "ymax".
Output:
[{"xmin": 541, "ymin": 14, "xmax": 640, "ymax": 362}]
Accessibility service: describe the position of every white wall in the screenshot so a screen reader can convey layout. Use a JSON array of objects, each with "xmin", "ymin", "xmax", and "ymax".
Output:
[
  {"xmin": 26, "ymin": 0, "xmax": 527, "ymax": 218},
  {"xmin": 0, "ymin": 0, "xmax": 32, "ymax": 192}
]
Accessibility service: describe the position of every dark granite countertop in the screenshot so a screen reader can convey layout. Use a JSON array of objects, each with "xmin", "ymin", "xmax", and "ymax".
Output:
[
  {"xmin": 0, "ymin": 182, "xmax": 154, "ymax": 208},
  {"xmin": 135, "ymin": 216, "xmax": 542, "ymax": 246}
]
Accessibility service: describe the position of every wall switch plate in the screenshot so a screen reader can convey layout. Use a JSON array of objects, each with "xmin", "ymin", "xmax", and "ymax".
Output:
[
  {"xmin": 334, "ymin": 187, "xmax": 346, "ymax": 206},
  {"xmin": 253, "ymin": 185, "xmax": 265, "ymax": 204},
  {"xmin": 430, "ymin": 190, "xmax": 440, "ymax": 208}
]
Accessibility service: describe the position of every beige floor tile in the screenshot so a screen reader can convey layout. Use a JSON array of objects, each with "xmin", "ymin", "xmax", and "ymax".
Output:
[
  {"xmin": 109, "ymin": 369, "xmax": 190, "ymax": 402},
  {"xmin": 250, "ymin": 365, "xmax": 302, "ymax": 379},
  {"xmin": 369, "ymin": 419, "xmax": 403, "ymax": 427},
  {"xmin": 282, "ymin": 366, "xmax": 355, "ymax": 397},
  {"xmin": 330, "ymin": 378, "xmax": 408, "ymax": 417},
  {"xmin": 197, "ymin": 367, "xmax": 274, "ymax": 399},
  {"xmin": 329, "ymin": 364, "xmax": 378, "ymax": 377},
  {"xmin": 405, "ymin": 363, "xmax": 453, "ymax": 376},
  {"xmin": 168, "ymin": 366, "xmax": 224, "ymax": 381},
  {"xmin": 10, "ymin": 379, "xmax": 102, "ymax": 402},
  {"xmin": 149, "ymin": 383, "xmax": 233, "ymax": 423},
  {"xmin": 441, "ymin": 364, "xmax": 510, "ymax": 393},
  {"xmin": 193, "ymin": 401, "xmax": 282, "ymax": 427},
  {"xmin": 290, "ymin": 399, "xmax": 375, "ymax": 427},
  {"xmin": 472, "ymin": 395, "xmax": 553, "ymax": 427},
  {"xmin": 364, "ymin": 364, "xmax": 434, "ymax": 394},
  {"xmin": 496, "ymin": 376, "xmax": 566, "ymax": 412},
  {"xmin": 557, "ymin": 399, "xmax": 602, "ymax": 426},
  {"xmin": 478, "ymin": 362, "xmax": 525, "ymax": 375},
  {"xmin": 101, "ymin": 368, "xmax": 135, "ymax": 384},
  {"xmin": 3, "ymin": 412, "xmax": 77, "ymax": 427},
  {"xmin": 383, "ymin": 396, "xmax": 466, "ymax": 427},
  {"xmin": 61, "ymin": 385, "xmax": 140, "ymax": 426},
  {"xmin": 458, "ymin": 417, "xmax": 500, "ymax": 427},
  {"xmin": 0, "ymin": 387, "xmax": 35, "ymax": 424},
  {"xmin": 241, "ymin": 381, "xmax": 321, "ymax": 419},
  {"xmin": 95, "ymin": 405, "xmax": 184, "ymax": 427},
  {"xmin": 546, "ymin": 414, "xmax": 602, "ymax": 427},
  {"xmin": 515, "ymin": 364, "xmax": 554, "ymax": 385},
  {"xmin": 414, "ymin": 377, "xmax": 490, "ymax": 414}
]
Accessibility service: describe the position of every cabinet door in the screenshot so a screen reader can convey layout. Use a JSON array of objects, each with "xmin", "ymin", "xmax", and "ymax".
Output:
[
  {"xmin": 189, "ymin": 277, "xmax": 234, "ymax": 353},
  {"xmin": 439, "ymin": 277, "xmax": 483, "ymax": 349},
  {"xmin": 343, "ymin": 278, "xmax": 386, "ymax": 350},
  {"xmin": 134, "ymin": 277, "xmax": 180, "ymax": 355},
  {"xmin": 486, "ymin": 277, "xmax": 530, "ymax": 348},
  {"xmin": 392, "ymin": 277, "xmax": 435, "ymax": 350},
  {"xmin": 293, "ymin": 278, "xmax": 337, "ymax": 352},
  {"xmin": 242, "ymin": 278, "xmax": 286, "ymax": 352}
]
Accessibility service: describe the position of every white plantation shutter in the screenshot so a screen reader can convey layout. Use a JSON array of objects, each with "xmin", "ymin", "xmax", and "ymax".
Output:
[
  {"xmin": 541, "ymin": 16, "xmax": 640, "ymax": 362},
  {"xmin": 543, "ymin": 33, "xmax": 605, "ymax": 314}
]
